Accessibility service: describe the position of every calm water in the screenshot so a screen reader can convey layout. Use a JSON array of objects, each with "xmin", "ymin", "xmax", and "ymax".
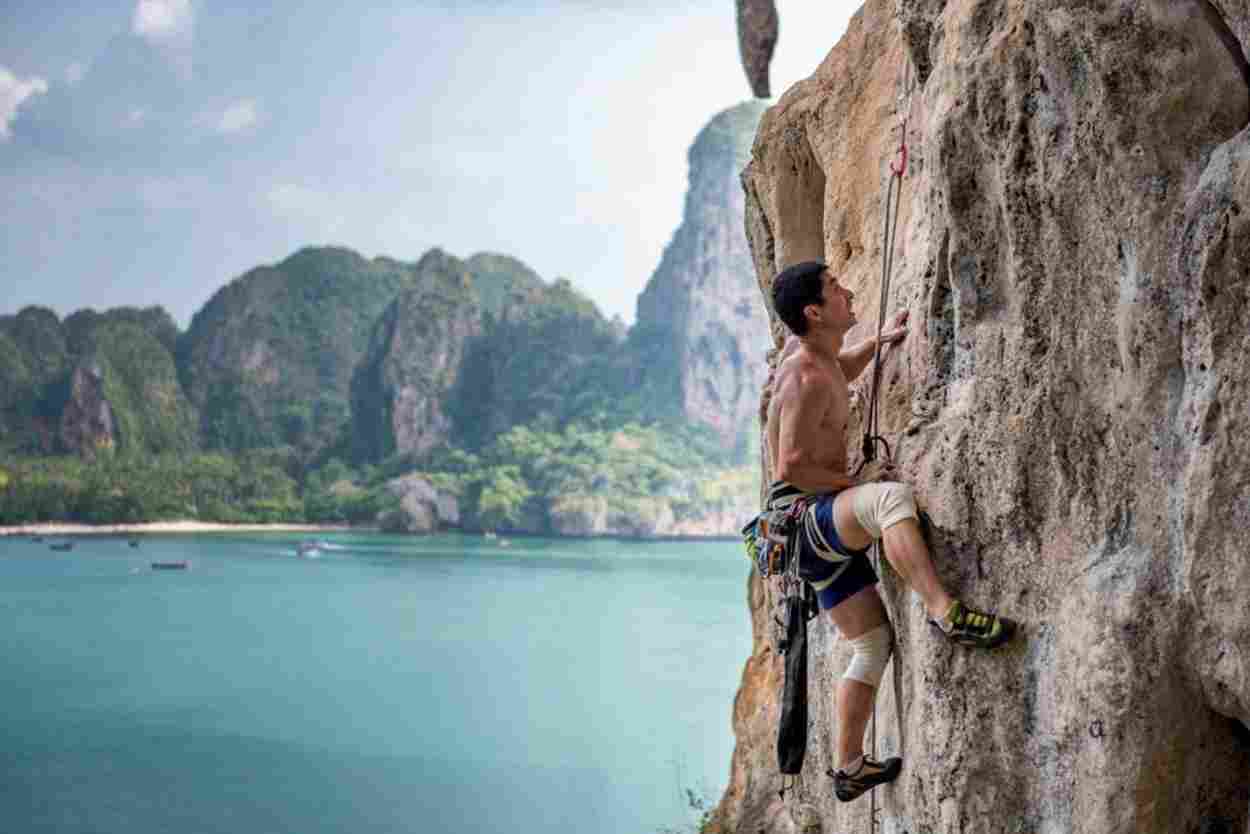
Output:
[{"xmin": 0, "ymin": 532, "xmax": 751, "ymax": 834}]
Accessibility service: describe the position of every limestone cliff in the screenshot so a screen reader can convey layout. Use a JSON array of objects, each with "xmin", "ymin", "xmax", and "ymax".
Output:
[
  {"xmin": 450, "ymin": 275, "xmax": 625, "ymax": 453},
  {"xmin": 716, "ymin": 1, "xmax": 1250, "ymax": 832},
  {"xmin": 350, "ymin": 249, "xmax": 482, "ymax": 461},
  {"xmin": 61, "ymin": 320, "xmax": 197, "ymax": 455},
  {"xmin": 177, "ymin": 246, "xmax": 411, "ymax": 453},
  {"xmin": 633, "ymin": 99, "xmax": 772, "ymax": 456},
  {"xmin": 0, "ymin": 306, "xmax": 194, "ymax": 456}
]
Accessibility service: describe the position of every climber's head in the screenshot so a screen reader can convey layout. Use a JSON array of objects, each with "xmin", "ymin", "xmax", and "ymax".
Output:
[{"xmin": 773, "ymin": 261, "xmax": 855, "ymax": 338}]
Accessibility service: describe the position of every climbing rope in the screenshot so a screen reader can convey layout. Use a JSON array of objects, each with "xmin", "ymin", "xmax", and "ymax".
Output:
[
  {"xmin": 862, "ymin": 59, "xmax": 912, "ymax": 470},
  {"xmin": 866, "ymin": 58, "xmax": 914, "ymax": 834}
]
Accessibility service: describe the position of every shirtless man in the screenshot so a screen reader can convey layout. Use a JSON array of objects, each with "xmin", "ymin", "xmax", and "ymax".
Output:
[{"xmin": 765, "ymin": 260, "xmax": 1013, "ymax": 803}]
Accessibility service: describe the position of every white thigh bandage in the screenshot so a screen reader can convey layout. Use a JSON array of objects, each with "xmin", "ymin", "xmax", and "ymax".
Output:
[
  {"xmin": 844, "ymin": 623, "xmax": 893, "ymax": 688},
  {"xmin": 848, "ymin": 481, "xmax": 918, "ymax": 539}
]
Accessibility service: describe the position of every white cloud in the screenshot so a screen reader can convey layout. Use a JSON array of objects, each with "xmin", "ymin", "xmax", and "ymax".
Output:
[
  {"xmin": 0, "ymin": 67, "xmax": 49, "ymax": 141},
  {"xmin": 132, "ymin": 0, "xmax": 193, "ymax": 42},
  {"xmin": 133, "ymin": 0, "xmax": 194, "ymax": 78},
  {"xmin": 65, "ymin": 63, "xmax": 86, "ymax": 86},
  {"xmin": 217, "ymin": 99, "xmax": 260, "ymax": 135}
]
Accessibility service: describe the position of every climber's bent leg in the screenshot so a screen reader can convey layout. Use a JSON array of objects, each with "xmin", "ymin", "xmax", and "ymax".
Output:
[
  {"xmin": 833, "ymin": 480, "xmax": 918, "ymax": 547},
  {"xmin": 833, "ymin": 483, "xmax": 953, "ymax": 620}
]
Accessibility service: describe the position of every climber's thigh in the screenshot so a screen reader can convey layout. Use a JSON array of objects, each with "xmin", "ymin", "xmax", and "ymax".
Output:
[
  {"xmin": 832, "ymin": 488, "xmax": 873, "ymax": 551},
  {"xmin": 833, "ymin": 481, "xmax": 918, "ymax": 550},
  {"xmin": 826, "ymin": 583, "xmax": 888, "ymax": 641}
]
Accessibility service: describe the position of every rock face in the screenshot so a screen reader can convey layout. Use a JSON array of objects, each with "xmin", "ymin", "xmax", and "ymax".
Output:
[
  {"xmin": 718, "ymin": 1, "xmax": 1250, "ymax": 832},
  {"xmin": 351, "ymin": 249, "xmax": 481, "ymax": 461},
  {"xmin": 58, "ymin": 364, "xmax": 116, "ymax": 456},
  {"xmin": 633, "ymin": 100, "xmax": 772, "ymax": 455},
  {"xmin": 65, "ymin": 320, "xmax": 197, "ymax": 455},
  {"xmin": 380, "ymin": 473, "xmax": 460, "ymax": 533}
]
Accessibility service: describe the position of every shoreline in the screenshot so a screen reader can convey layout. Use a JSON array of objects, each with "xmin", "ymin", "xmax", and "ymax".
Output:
[
  {"xmin": 0, "ymin": 520, "xmax": 739, "ymax": 542},
  {"xmin": 0, "ymin": 520, "xmax": 358, "ymax": 537}
]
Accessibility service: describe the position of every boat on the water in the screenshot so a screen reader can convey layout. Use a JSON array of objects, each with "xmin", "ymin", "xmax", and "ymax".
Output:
[
  {"xmin": 30, "ymin": 535, "xmax": 43, "ymax": 543},
  {"xmin": 150, "ymin": 561, "xmax": 190, "ymax": 570},
  {"xmin": 49, "ymin": 541, "xmax": 74, "ymax": 551},
  {"xmin": 296, "ymin": 540, "xmax": 325, "ymax": 557},
  {"xmin": 128, "ymin": 539, "xmax": 141, "ymax": 548}
]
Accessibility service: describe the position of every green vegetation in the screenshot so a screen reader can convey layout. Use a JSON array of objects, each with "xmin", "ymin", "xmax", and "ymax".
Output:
[
  {"xmin": 65, "ymin": 306, "xmax": 179, "ymax": 356},
  {"xmin": 78, "ymin": 322, "xmax": 198, "ymax": 454},
  {"xmin": 0, "ymin": 305, "xmax": 194, "ymax": 456},
  {"xmin": 448, "ymin": 278, "xmax": 631, "ymax": 452},
  {"xmin": 1, "ymin": 237, "xmax": 762, "ymax": 531},
  {"xmin": 0, "ymin": 448, "xmax": 408, "ymax": 526},
  {"xmin": 393, "ymin": 420, "xmax": 757, "ymax": 533},
  {"xmin": 178, "ymin": 246, "xmax": 413, "ymax": 456},
  {"xmin": 463, "ymin": 252, "xmax": 546, "ymax": 317},
  {"xmin": 0, "ymin": 452, "xmax": 297, "ymax": 525}
]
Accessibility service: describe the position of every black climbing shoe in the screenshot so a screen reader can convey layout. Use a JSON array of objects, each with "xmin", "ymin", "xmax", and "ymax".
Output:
[
  {"xmin": 934, "ymin": 600, "xmax": 1015, "ymax": 649},
  {"xmin": 830, "ymin": 756, "xmax": 903, "ymax": 802}
]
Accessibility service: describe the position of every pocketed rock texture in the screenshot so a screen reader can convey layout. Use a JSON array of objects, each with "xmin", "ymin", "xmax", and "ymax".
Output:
[{"xmin": 716, "ymin": 1, "xmax": 1250, "ymax": 832}]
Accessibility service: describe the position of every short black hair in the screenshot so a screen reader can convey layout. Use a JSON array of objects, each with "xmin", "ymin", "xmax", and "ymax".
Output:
[{"xmin": 772, "ymin": 261, "xmax": 827, "ymax": 336}]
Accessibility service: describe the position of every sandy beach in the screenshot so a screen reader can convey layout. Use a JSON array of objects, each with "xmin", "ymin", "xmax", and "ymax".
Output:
[{"xmin": 0, "ymin": 520, "xmax": 358, "ymax": 537}]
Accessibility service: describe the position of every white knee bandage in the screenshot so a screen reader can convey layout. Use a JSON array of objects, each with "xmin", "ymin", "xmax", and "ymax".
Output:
[
  {"xmin": 844, "ymin": 623, "xmax": 893, "ymax": 688},
  {"xmin": 850, "ymin": 481, "xmax": 918, "ymax": 538}
]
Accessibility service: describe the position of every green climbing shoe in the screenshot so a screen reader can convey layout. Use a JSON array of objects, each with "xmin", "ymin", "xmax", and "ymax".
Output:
[
  {"xmin": 936, "ymin": 600, "xmax": 1015, "ymax": 648},
  {"xmin": 830, "ymin": 756, "xmax": 903, "ymax": 802}
]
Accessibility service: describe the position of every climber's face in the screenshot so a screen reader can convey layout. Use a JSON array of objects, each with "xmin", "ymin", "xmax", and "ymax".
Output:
[{"xmin": 808, "ymin": 269, "xmax": 856, "ymax": 335}]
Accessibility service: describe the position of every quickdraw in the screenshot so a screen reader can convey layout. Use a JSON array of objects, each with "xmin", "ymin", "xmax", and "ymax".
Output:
[{"xmin": 741, "ymin": 494, "xmax": 810, "ymax": 578}]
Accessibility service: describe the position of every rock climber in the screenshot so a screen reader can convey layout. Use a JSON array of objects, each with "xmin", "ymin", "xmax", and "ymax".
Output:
[{"xmin": 765, "ymin": 260, "xmax": 1015, "ymax": 802}]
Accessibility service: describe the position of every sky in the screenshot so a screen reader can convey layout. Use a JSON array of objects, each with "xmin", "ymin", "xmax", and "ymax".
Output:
[{"xmin": 1, "ymin": 0, "xmax": 860, "ymax": 327}]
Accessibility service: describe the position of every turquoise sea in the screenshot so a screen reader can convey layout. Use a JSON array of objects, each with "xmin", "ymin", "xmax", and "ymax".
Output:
[{"xmin": 0, "ymin": 532, "xmax": 751, "ymax": 834}]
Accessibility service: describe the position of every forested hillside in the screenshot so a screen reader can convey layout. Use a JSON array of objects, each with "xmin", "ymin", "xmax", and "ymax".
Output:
[{"xmin": 1, "ymin": 102, "xmax": 767, "ymax": 535}]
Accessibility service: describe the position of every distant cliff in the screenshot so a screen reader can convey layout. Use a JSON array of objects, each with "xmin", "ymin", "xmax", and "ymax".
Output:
[
  {"xmin": 350, "ymin": 249, "xmax": 482, "ymax": 462},
  {"xmin": 176, "ymin": 246, "xmax": 412, "ymax": 456},
  {"xmin": 1, "ymin": 102, "xmax": 773, "ymax": 537},
  {"xmin": 632, "ymin": 99, "xmax": 771, "ymax": 457},
  {"xmin": 0, "ymin": 305, "xmax": 194, "ymax": 456}
]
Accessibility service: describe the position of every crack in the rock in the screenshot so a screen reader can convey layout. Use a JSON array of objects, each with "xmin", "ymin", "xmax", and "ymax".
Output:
[{"xmin": 1200, "ymin": 0, "xmax": 1250, "ymax": 126}]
